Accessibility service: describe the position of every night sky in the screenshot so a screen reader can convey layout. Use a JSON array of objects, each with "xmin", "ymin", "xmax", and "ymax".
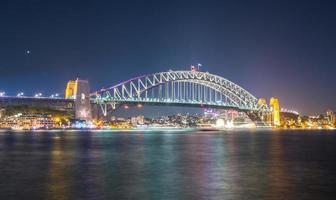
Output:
[{"xmin": 0, "ymin": 0, "xmax": 335, "ymax": 115}]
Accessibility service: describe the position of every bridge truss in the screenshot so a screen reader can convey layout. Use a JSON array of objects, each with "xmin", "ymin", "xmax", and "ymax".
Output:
[{"xmin": 92, "ymin": 70, "xmax": 267, "ymax": 116}]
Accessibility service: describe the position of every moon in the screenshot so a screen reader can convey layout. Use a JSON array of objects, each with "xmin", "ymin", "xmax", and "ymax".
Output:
[{"xmin": 26, "ymin": 50, "xmax": 30, "ymax": 54}]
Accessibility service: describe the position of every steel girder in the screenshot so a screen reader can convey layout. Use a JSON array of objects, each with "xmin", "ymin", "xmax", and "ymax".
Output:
[{"xmin": 92, "ymin": 70, "xmax": 261, "ymax": 110}]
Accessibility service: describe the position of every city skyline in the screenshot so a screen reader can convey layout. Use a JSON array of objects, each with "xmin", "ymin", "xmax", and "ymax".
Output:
[
  {"xmin": 1, "ymin": 2, "xmax": 336, "ymax": 200},
  {"xmin": 1, "ymin": 0, "xmax": 336, "ymax": 114}
]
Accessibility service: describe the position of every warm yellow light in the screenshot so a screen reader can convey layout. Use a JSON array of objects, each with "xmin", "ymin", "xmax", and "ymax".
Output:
[
  {"xmin": 65, "ymin": 80, "xmax": 76, "ymax": 99},
  {"xmin": 270, "ymin": 97, "xmax": 280, "ymax": 127},
  {"xmin": 215, "ymin": 119, "xmax": 225, "ymax": 128}
]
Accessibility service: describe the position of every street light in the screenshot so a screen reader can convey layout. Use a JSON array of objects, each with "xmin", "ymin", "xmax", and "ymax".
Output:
[
  {"xmin": 50, "ymin": 93, "xmax": 60, "ymax": 98},
  {"xmin": 34, "ymin": 93, "xmax": 42, "ymax": 98},
  {"xmin": 0, "ymin": 92, "xmax": 5, "ymax": 97},
  {"xmin": 17, "ymin": 92, "xmax": 24, "ymax": 97}
]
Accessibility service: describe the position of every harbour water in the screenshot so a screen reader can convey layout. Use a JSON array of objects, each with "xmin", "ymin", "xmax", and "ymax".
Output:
[{"xmin": 1, "ymin": 129, "xmax": 336, "ymax": 200}]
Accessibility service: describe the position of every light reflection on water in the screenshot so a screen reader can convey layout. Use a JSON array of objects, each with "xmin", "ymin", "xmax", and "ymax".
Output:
[{"xmin": 0, "ymin": 130, "xmax": 336, "ymax": 200}]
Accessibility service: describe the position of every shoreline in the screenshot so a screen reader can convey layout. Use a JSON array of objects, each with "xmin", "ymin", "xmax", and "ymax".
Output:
[{"xmin": 1, "ymin": 127, "xmax": 335, "ymax": 133}]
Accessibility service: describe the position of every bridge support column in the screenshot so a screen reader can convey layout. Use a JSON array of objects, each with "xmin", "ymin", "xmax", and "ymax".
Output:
[
  {"xmin": 110, "ymin": 102, "xmax": 117, "ymax": 110},
  {"xmin": 245, "ymin": 110, "xmax": 272, "ymax": 127},
  {"xmin": 98, "ymin": 102, "xmax": 117, "ymax": 117},
  {"xmin": 99, "ymin": 104, "xmax": 107, "ymax": 117}
]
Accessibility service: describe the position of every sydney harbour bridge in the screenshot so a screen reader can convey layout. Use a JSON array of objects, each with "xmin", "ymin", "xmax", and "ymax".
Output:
[
  {"xmin": 91, "ymin": 70, "xmax": 268, "ymax": 117},
  {"xmin": 1, "ymin": 69, "xmax": 283, "ymax": 124}
]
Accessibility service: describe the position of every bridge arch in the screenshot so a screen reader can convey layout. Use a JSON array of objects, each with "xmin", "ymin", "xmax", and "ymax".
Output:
[{"xmin": 92, "ymin": 70, "xmax": 262, "ymax": 112}]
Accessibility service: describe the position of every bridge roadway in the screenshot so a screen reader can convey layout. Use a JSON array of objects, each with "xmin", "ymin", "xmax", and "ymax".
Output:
[
  {"xmin": 95, "ymin": 99, "xmax": 252, "ymax": 111},
  {"xmin": 0, "ymin": 96, "xmax": 298, "ymax": 122},
  {"xmin": 1, "ymin": 96, "xmax": 251, "ymax": 111},
  {"xmin": 1, "ymin": 96, "xmax": 255, "ymax": 120},
  {"xmin": 0, "ymin": 96, "xmax": 74, "ymax": 112}
]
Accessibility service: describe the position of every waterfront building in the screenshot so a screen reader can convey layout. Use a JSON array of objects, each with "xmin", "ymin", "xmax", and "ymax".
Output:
[
  {"xmin": 0, "ymin": 108, "xmax": 5, "ymax": 118},
  {"xmin": 0, "ymin": 113, "xmax": 54, "ymax": 129},
  {"xmin": 130, "ymin": 116, "xmax": 144, "ymax": 127},
  {"xmin": 130, "ymin": 116, "xmax": 145, "ymax": 126},
  {"xmin": 326, "ymin": 110, "xmax": 335, "ymax": 127}
]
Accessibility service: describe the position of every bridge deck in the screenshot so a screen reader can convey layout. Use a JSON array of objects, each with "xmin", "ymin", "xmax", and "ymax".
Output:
[{"xmin": 0, "ymin": 96, "xmax": 74, "ymax": 112}]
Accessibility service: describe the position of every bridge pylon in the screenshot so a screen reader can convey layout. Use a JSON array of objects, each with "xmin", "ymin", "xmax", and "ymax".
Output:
[{"xmin": 65, "ymin": 79, "xmax": 92, "ymax": 121}]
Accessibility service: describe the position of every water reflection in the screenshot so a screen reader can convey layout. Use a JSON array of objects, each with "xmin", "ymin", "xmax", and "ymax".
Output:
[
  {"xmin": 0, "ymin": 130, "xmax": 336, "ymax": 200},
  {"xmin": 46, "ymin": 133, "xmax": 74, "ymax": 200},
  {"xmin": 266, "ymin": 133, "xmax": 289, "ymax": 199}
]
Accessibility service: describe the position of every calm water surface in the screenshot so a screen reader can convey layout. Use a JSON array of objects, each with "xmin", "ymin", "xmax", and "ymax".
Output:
[{"xmin": 1, "ymin": 130, "xmax": 336, "ymax": 200}]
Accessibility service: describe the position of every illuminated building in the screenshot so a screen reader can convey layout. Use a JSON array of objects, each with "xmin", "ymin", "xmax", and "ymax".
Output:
[
  {"xmin": 65, "ymin": 79, "xmax": 92, "ymax": 121},
  {"xmin": 130, "ymin": 117, "xmax": 137, "ymax": 126},
  {"xmin": 215, "ymin": 118, "xmax": 225, "ymax": 128},
  {"xmin": 0, "ymin": 113, "xmax": 54, "ymax": 129},
  {"xmin": 297, "ymin": 115, "xmax": 302, "ymax": 126},
  {"xmin": 131, "ymin": 115, "xmax": 145, "ymax": 126},
  {"xmin": 0, "ymin": 108, "xmax": 5, "ymax": 118},
  {"xmin": 326, "ymin": 110, "xmax": 335, "ymax": 127},
  {"xmin": 137, "ymin": 115, "xmax": 144, "ymax": 125},
  {"xmin": 270, "ymin": 97, "xmax": 280, "ymax": 127}
]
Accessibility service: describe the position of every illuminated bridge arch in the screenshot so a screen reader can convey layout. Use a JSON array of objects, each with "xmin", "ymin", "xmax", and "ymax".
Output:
[{"xmin": 92, "ymin": 70, "xmax": 264, "ymax": 114}]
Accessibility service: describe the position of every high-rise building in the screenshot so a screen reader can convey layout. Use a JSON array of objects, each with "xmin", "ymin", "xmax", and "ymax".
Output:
[
  {"xmin": 326, "ymin": 110, "xmax": 335, "ymax": 126},
  {"xmin": 270, "ymin": 97, "xmax": 280, "ymax": 126},
  {"xmin": 0, "ymin": 108, "xmax": 5, "ymax": 118},
  {"xmin": 130, "ymin": 115, "xmax": 145, "ymax": 126},
  {"xmin": 65, "ymin": 79, "xmax": 92, "ymax": 121}
]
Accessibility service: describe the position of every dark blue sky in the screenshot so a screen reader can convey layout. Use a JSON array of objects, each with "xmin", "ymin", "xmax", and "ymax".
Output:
[{"xmin": 0, "ymin": 0, "xmax": 335, "ymax": 114}]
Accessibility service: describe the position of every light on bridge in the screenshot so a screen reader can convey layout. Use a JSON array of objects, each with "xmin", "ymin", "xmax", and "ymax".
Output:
[
  {"xmin": 50, "ymin": 93, "xmax": 60, "ymax": 98},
  {"xmin": 34, "ymin": 93, "xmax": 43, "ymax": 98},
  {"xmin": 124, "ymin": 105, "xmax": 129, "ymax": 109},
  {"xmin": 137, "ymin": 104, "xmax": 143, "ymax": 108},
  {"xmin": 17, "ymin": 92, "xmax": 24, "ymax": 97}
]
